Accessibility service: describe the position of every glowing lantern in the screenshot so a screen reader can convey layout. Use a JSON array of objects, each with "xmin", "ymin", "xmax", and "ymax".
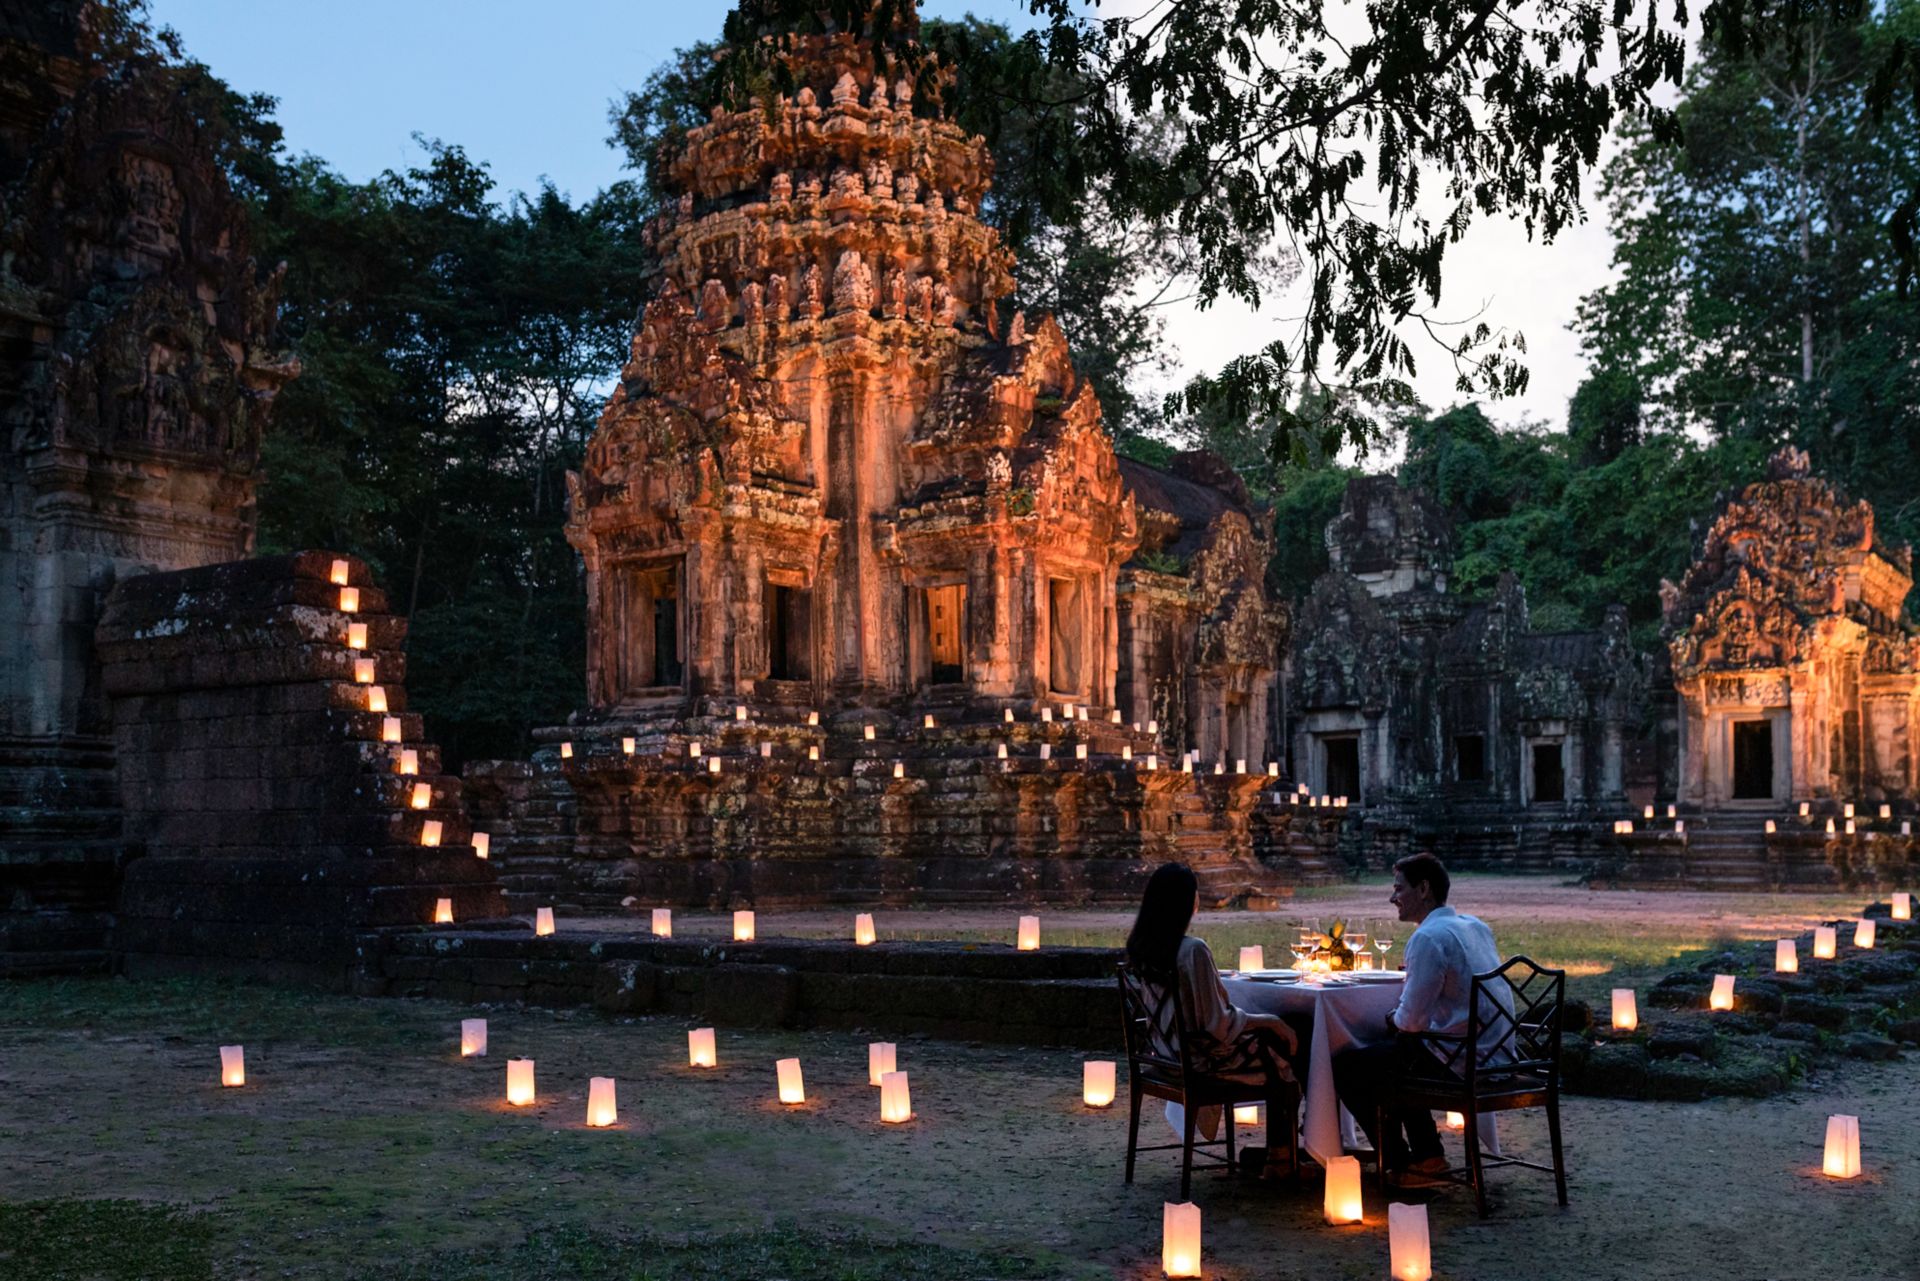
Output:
[
  {"xmin": 1854, "ymin": 918, "xmax": 1875, "ymax": 949},
  {"xmin": 1643, "ymin": 805, "xmax": 1654, "ymax": 819},
  {"xmin": 868, "ymin": 1041, "xmax": 896, "ymax": 1086},
  {"xmin": 1123, "ymin": 745, "xmax": 1133, "ymax": 761},
  {"xmin": 622, "ymin": 736, "xmax": 635, "ymax": 756},
  {"xmin": 367, "ymin": 685, "xmax": 388, "ymax": 713},
  {"xmin": 219, "ymin": 1045, "xmax": 245, "ymax": 1087},
  {"xmin": 1082, "ymin": 1060, "xmax": 1116, "ymax": 1108},
  {"xmin": 707, "ymin": 756, "xmax": 721, "ymax": 774},
  {"xmin": 1895, "ymin": 892, "xmax": 1912, "ymax": 920},
  {"xmin": 855, "ymin": 913, "xmax": 876, "ymax": 946},
  {"xmin": 338, "ymin": 586, "xmax": 360, "ymax": 613},
  {"xmin": 1146, "ymin": 755, "xmax": 1158, "ymax": 771},
  {"xmin": 1822, "ymin": 1114, "xmax": 1861, "ymax": 1179},
  {"xmin": 1846, "ymin": 820, "xmax": 1856, "ymax": 835},
  {"xmin": 808, "ymin": 746, "xmax": 820, "ymax": 761},
  {"xmin": 776, "ymin": 1057, "xmax": 805, "ymax": 1105},
  {"xmin": 893, "ymin": 761, "xmax": 905, "ymax": 778},
  {"xmin": 1147, "ymin": 719, "xmax": 1159, "ymax": 735},
  {"xmin": 471, "ymin": 832, "xmax": 490, "ymax": 859},
  {"xmin": 760, "ymin": 742, "xmax": 772, "ymax": 757},
  {"xmin": 433, "ymin": 897, "xmax": 453, "ymax": 924},
  {"xmin": 1233, "ymin": 1104, "xmax": 1259, "ymax": 1126},
  {"xmin": 419, "ymin": 820, "xmax": 442, "ymax": 847},
  {"xmin": 560, "ymin": 741, "xmax": 573, "ymax": 760},
  {"xmin": 807, "ymin": 710, "xmax": 820, "ymax": 726},
  {"xmin": 1323, "ymin": 1154, "xmax": 1362, "ymax": 1224},
  {"xmin": 354, "ymin": 658, "xmax": 376, "ymax": 684},
  {"xmin": 329, "ymin": 558, "xmax": 350, "ymax": 586},
  {"xmin": 1765, "ymin": 820, "xmax": 1777, "ymax": 834},
  {"xmin": 1161, "ymin": 1202, "xmax": 1201, "ymax": 1278},
  {"xmin": 1881, "ymin": 804, "xmax": 1892, "ymax": 820},
  {"xmin": 1666, "ymin": 805, "xmax": 1677, "ymax": 819},
  {"xmin": 880, "ymin": 1070, "xmax": 912, "ymax": 1122},
  {"xmin": 688, "ymin": 1028, "xmax": 717, "ymax": 1068},
  {"xmin": 651, "ymin": 908, "xmax": 671, "ymax": 937},
  {"xmin": 923, "ymin": 714, "xmax": 935, "ymax": 729},
  {"xmin": 1799, "ymin": 801, "xmax": 1810, "ymax": 817},
  {"xmin": 689, "ymin": 741, "xmax": 701, "ymax": 758},
  {"xmin": 1041, "ymin": 708, "xmax": 1053, "ymax": 724},
  {"xmin": 1004, "ymin": 708, "xmax": 1014, "ymax": 722},
  {"xmin": 996, "ymin": 743, "xmax": 1008, "ymax": 760},
  {"xmin": 1181, "ymin": 758, "xmax": 1192, "ymax": 774},
  {"xmin": 1826, "ymin": 818, "xmax": 1836, "ymax": 834},
  {"xmin": 864, "ymin": 725, "xmax": 876, "ymax": 740},
  {"xmin": 374, "ymin": 716, "xmax": 399, "ymax": 747},
  {"xmin": 1110, "ymin": 709, "xmax": 1123, "ymax": 724},
  {"xmin": 1075, "ymin": 744, "xmax": 1088, "ymax": 760},
  {"xmin": 1239, "ymin": 946, "xmax": 1264, "ymax": 972},
  {"xmin": 1017, "ymin": 915, "xmax": 1040, "ymax": 951},
  {"xmin": 736, "ymin": 705, "xmax": 748, "ymax": 722},
  {"xmin": 1443, "ymin": 1111, "xmax": 1465, "ymax": 1130},
  {"xmin": 1845, "ymin": 802, "xmax": 1856, "ymax": 819},
  {"xmin": 1267, "ymin": 762, "xmax": 1279, "ymax": 776},
  {"xmin": 1611, "ymin": 988, "xmax": 1638, "ymax": 1032},
  {"xmin": 460, "ymin": 1018, "xmax": 486, "ymax": 1056},
  {"xmin": 506, "ymin": 1059, "xmax": 534, "ymax": 1106},
  {"xmin": 1235, "ymin": 759, "xmax": 1246, "ymax": 774},
  {"xmin": 1675, "ymin": 820, "xmax": 1687, "ymax": 834},
  {"xmin": 1064, "ymin": 704, "xmax": 1076, "ymax": 720},
  {"xmin": 585, "ymin": 1076, "xmax": 617, "ymax": 1127},
  {"xmin": 1814, "ymin": 926, "xmax": 1837, "ymax": 959},
  {"xmin": 411, "ymin": 781, "xmax": 432, "ymax": 810},
  {"xmin": 1906, "ymin": 822, "xmax": 1915, "ymax": 837},
  {"xmin": 347, "ymin": 622, "xmax": 367, "ymax": 650},
  {"xmin": 1710, "ymin": 974, "xmax": 1735, "ymax": 1010},
  {"xmin": 535, "ymin": 907, "xmax": 555, "ymax": 937},
  {"xmin": 1213, "ymin": 762, "xmax": 1224, "ymax": 775},
  {"xmin": 397, "ymin": 748, "xmax": 418, "ymax": 775},
  {"xmin": 1388, "ymin": 1202, "xmax": 1432, "ymax": 1281},
  {"xmin": 734, "ymin": 910, "xmax": 755, "ymax": 941}
]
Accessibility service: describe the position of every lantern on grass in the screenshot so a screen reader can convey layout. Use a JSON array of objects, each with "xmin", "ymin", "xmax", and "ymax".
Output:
[
  {"xmin": 560, "ymin": 741, "xmax": 573, "ymax": 760},
  {"xmin": 1814, "ymin": 926, "xmax": 1837, "ymax": 959},
  {"xmin": 1710, "ymin": 975, "xmax": 1735, "ymax": 1011},
  {"xmin": 1161, "ymin": 1202, "xmax": 1201, "ymax": 1278},
  {"xmin": 330, "ymin": 558, "xmax": 350, "ymax": 586},
  {"xmin": 460, "ymin": 1018, "xmax": 487, "ymax": 1057},
  {"xmin": 622, "ymin": 736, "xmax": 636, "ymax": 756},
  {"xmin": 1323, "ymin": 1154, "xmax": 1362, "ymax": 1224},
  {"xmin": 1239, "ymin": 946, "xmax": 1264, "ymax": 972},
  {"xmin": 1895, "ymin": 892, "xmax": 1912, "ymax": 920},
  {"xmin": 1388, "ymin": 1202, "xmax": 1432, "ymax": 1281},
  {"xmin": 367, "ymin": 686, "xmax": 388, "ymax": 714},
  {"xmin": 1233, "ymin": 1104, "xmax": 1259, "ymax": 1126},
  {"xmin": 535, "ymin": 907, "xmax": 555, "ymax": 936},
  {"xmin": 1017, "ymin": 915, "xmax": 1040, "ymax": 951},
  {"xmin": 1082, "ymin": 1060, "xmax": 1116, "ymax": 1108},
  {"xmin": 1443, "ymin": 1111, "xmax": 1465, "ymax": 1130},
  {"xmin": 506, "ymin": 1059, "xmax": 535, "ymax": 1106},
  {"xmin": 880, "ymin": 1070, "xmax": 912, "ymax": 1122},
  {"xmin": 419, "ymin": 820, "xmax": 442, "ymax": 847},
  {"xmin": 652, "ymin": 908, "xmax": 671, "ymax": 937},
  {"xmin": 354, "ymin": 658, "xmax": 376, "ymax": 684},
  {"xmin": 733, "ymin": 910, "xmax": 755, "ymax": 941},
  {"xmin": 338, "ymin": 586, "xmax": 360, "ymax": 613},
  {"xmin": 433, "ymin": 897, "xmax": 453, "ymax": 924},
  {"xmin": 1776, "ymin": 939, "xmax": 1799, "ymax": 972},
  {"xmin": 471, "ymin": 832, "xmax": 490, "ymax": 859},
  {"xmin": 1822, "ymin": 1114, "xmax": 1861, "ymax": 1179},
  {"xmin": 689, "ymin": 1028, "xmax": 717, "ymax": 1068},
  {"xmin": 586, "ymin": 1076, "xmax": 617, "ymax": 1127},
  {"xmin": 855, "ymin": 913, "xmax": 876, "ymax": 946},
  {"xmin": 411, "ymin": 781, "xmax": 432, "ymax": 810},
  {"xmin": 219, "ymin": 1045, "xmax": 245, "ymax": 1087},
  {"xmin": 868, "ymin": 1042, "xmax": 896, "ymax": 1086},
  {"xmin": 1854, "ymin": 918, "xmax": 1876, "ymax": 949},
  {"xmin": 347, "ymin": 622, "xmax": 368, "ymax": 650},
  {"xmin": 776, "ymin": 1058, "xmax": 805, "ymax": 1105},
  {"xmin": 1611, "ymin": 989, "xmax": 1638, "ymax": 1032}
]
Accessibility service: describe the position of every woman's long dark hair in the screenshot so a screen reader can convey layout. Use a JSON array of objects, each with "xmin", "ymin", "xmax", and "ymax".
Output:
[{"xmin": 1125, "ymin": 862, "xmax": 1198, "ymax": 979}]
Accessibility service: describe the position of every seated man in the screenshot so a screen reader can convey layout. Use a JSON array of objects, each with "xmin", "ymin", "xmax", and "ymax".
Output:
[{"xmin": 1332, "ymin": 851, "xmax": 1504, "ymax": 1186}]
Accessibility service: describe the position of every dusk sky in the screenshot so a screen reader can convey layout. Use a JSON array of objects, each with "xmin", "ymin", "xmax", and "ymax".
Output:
[{"xmin": 149, "ymin": 0, "xmax": 1623, "ymax": 441}]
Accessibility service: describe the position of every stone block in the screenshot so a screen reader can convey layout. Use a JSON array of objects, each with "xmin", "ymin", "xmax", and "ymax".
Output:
[
  {"xmin": 1780, "ymin": 994, "xmax": 1853, "ymax": 1030},
  {"xmin": 592, "ymin": 960, "xmax": 660, "ymax": 1015},
  {"xmin": 1840, "ymin": 1032, "xmax": 1901, "ymax": 1061},
  {"xmin": 1647, "ymin": 1018, "xmax": 1719, "ymax": 1061},
  {"xmin": 702, "ymin": 963, "xmax": 801, "ymax": 1027},
  {"xmin": 1575, "ymin": 1040, "xmax": 1649, "ymax": 1097}
]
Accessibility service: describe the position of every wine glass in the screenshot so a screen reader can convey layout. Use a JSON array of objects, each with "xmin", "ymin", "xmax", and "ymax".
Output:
[{"xmin": 1375, "ymin": 935, "xmax": 1394, "ymax": 969}]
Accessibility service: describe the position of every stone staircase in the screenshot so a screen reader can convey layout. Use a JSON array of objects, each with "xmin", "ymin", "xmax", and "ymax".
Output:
[{"xmin": 1595, "ymin": 804, "xmax": 1918, "ymax": 891}]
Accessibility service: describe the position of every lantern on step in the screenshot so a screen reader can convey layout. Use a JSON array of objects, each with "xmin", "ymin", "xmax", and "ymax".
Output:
[
  {"xmin": 1004, "ymin": 708, "xmax": 1014, "ymax": 723},
  {"xmin": 1239, "ymin": 946, "xmax": 1264, "ymax": 972},
  {"xmin": 1643, "ymin": 805, "xmax": 1654, "ymax": 819},
  {"xmin": 354, "ymin": 658, "xmax": 376, "ymax": 684},
  {"xmin": 1213, "ymin": 762, "xmax": 1224, "ymax": 775},
  {"xmin": 471, "ymin": 832, "xmax": 490, "ymax": 859},
  {"xmin": 1675, "ymin": 820, "xmax": 1686, "ymax": 834},
  {"xmin": 1443, "ymin": 1111, "xmax": 1465, "ymax": 1130},
  {"xmin": 688, "ymin": 741, "xmax": 701, "ymax": 758},
  {"xmin": 776, "ymin": 1058, "xmax": 805, "ymax": 1105},
  {"xmin": 535, "ymin": 907, "xmax": 554, "ymax": 936},
  {"xmin": 1123, "ymin": 746, "xmax": 1133, "ymax": 761},
  {"xmin": 329, "ymin": 558, "xmax": 350, "ymax": 586},
  {"xmin": 1064, "ymin": 704, "xmax": 1076, "ymax": 720},
  {"xmin": 506, "ymin": 1059, "xmax": 534, "ymax": 1106},
  {"xmin": 219, "ymin": 1045, "xmax": 245, "ymax": 1087},
  {"xmin": 1666, "ymin": 804, "xmax": 1676, "ymax": 819},
  {"xmin": 1854, "ymin": 918, "xmax": 1875, "ymax": 949},
  {"xmin": 397, "ymin": 749, "xmax": 418, "ymax": 776},
  {"xmin": 560, "ymin": 742, "xmax": 573, "ymax": 760},
  {"xmin": 419, "ymin": 820, "xmax": 442, "ymax": 847},
  {"xmin": 1075, "ymin": 744, "xmax": 1087, "ymax": 761},
  {"xmin": 1825, "ymin": 818, "xmax": 1836, "ymax": 834},
  {"xmin": 1040, "ymin": 744, "xmax": 1052, "ymax": 760},
  {"xmin": 1081, "ymin": 1060, "xmax": 1116, "ymax": 1108},
  {"xmin": 1611, "ymin": 988, "xmax": 1638, "ymax": 1032},
  {"xmin": 855, "ymin": 913, "xmax": 876, "ymax": 946},
  {"xmin": 1822, "ymin": 1114, "xmax": 1861, "ymax": 1179},
  {"xmin": 433, "ymin": 897, "xmax": 453, "ymax": 924},
  {"xmin": 1775, "ymin": 939, "xmax": 1798, "ymax": 972},
  {"xmin": 1111, "ymin": 709, "xmax": 1122, "ymax": 724},
  {"xmin": 734, "ymin": 910, "xmax": 755, "ymax": 941},
  {"xmin": 1846, "ymin": 820, "xmax": 1856, "ymax": 835},
  {"xmin": 1880, "ymin": 804, "xmax": 1891, "ymax": 820},
  {"xmin": 1234, "ymin": 760, "xmax": 1246, "ymax": 774},
  {"xmin": 1161, "ymin": 1201, "xmax": 1201, "ymax": 1278},
  {"xmin": 381, "ymin": 716, "xmax": 402, "ymax": 744},
  {"xmin": 1040, "ymin": 708, "xmax": 1053, "ymax": 724},
  {"xmin": 1388, "ymin": 1202, "xmax": 1432, "ymax": 1281},
  {"xmin": 338, "ymin": 587, "xmax": 360, "ymax": 613},
  {"xmin": 868, "ymin": 1041, "xmax": 896, "ymax": 1086},
  {"xmin": 864, "ymin": 725, "xmax": 876, "ymax": 740},
  {"xmin": 807, "ymin": 745, "xmax": 821, "ymax": 762},
  {"xmin": 651, "ymin": 908, "xmax": 671, "ymax": 937},
  {"xmin": 1844, "ymin": 802, "xmax": 1855, "ymax": 819},
  {"xmin": 1266, "ymin": 762, "xmax": 1279, "ymax": 777},
  {"xmin": 460, "ymin": 1018, "xmax": 486, "ymax": 1057},
  {"xmin": 1814, "ymin": 926, "xmax": 1837, "ymax": 959},
  {"xmin": 736, "ymin": 705, "xmax": 748, "ymax": 722},
  {"xmin": 1895, "ymin": 892, "xmax": 1912, "ymax": 920},
  {"xmin": 1906, "ymin": 822, "xmax": 1915, "ymax": 837},
  {"xmin": 1017, "ymin": 915, "xmax": 1040, "ymax": 951},
  {"xmin": 760, "ymin": 742, "xmax": 772, "ymax": 757},
  {"xmin": 893, "ymin": 761, "xmax": 905, "ymax": 778},
  {"xmin": 1710, "ymin": 974, "xmax": 1735, "ymax": 1010},
  {"xmin": 880, "ymin": 1070, "xmax": 912, "ymax": 1122},
  {"xmin": 622, "ymin": 737, "xmax": 635, "ymax": 756},
  {"xmin": 923, "ymin": 714, "xmax": 935, "ymax": 729},
  {"xmin": 1765, "ymin": 820, "xmax": 1777, "ymax": 834},
  {"xmin": 688, "ymin": 1028, "xmax": 716, "ymax": 1068},
  {"xmin": 707, "ymin": 757, "xmax": 721, "ymax": 775},
  {"xmin": 347, "ymin": 622, "xmax": 368, "ymax": 650},
  {"xmin": 807, "ymin": 711, "xmax": 820, "ymax": 727},
  {"xmin": 1234, "ymin": 1104, "xmax": 1259, "ymax": 1126},
  {"xmin": 1146, "ymin": 755, "xmax": 1158, "ymax": 771},
  {"xmin": 411, "ymin": 782, "xmax": 432, "ymax": 810},
  {"xmin": 1147, "ymin": 719, "xmax": 1160, "ymax": 735},
  {"xmin": 367, "ymin": 686, "xmax": 388, "ymax": 714},
  {"xmin": 1323, "ymin": 1154, "xmax": 1362, "ymax": 1224},
  {"xmin": 586, "ymin": 1077, "xmax": 617, "ymax": 1127}
]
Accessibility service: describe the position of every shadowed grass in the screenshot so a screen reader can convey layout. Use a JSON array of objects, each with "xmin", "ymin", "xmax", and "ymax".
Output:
[
  {"xmin": 0, "ymin": 976, "xmax": 440, "ymax": 1052},
  {"xmin": 0, "ymin": 1200, "xmax": 216, "ymax": 1281}
]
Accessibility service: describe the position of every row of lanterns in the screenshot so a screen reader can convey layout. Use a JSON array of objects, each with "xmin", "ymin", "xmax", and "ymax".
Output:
[
  {"xmin": 1158, "ymin": 1195, "xmax": 1433, "ymax": 1279},
  {"xmin": 431, "ymin": 898, "xmax": 1053, "ymax": 951}
]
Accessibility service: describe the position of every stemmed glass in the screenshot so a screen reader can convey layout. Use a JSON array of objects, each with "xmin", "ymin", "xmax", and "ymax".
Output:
[
  {"xmin": 1344, "ymin": 929, "xmax": 1367, "ymax": 969},
  {"xmin": 1375, "ymin": 934, "xmax": 1394, "ymax": 970}
]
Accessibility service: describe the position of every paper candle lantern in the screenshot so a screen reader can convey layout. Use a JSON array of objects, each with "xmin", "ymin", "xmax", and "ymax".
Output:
[
  {"xmin": 1776, "ymin": 939, "xmax": 1798, "ymax": 972},
  {"xmin": 433, "ymin": 897, "xmax": 453, "ymax": 924},
  {"xmin": 808, "ymin": 746, "xmax": 819, "ymax": 761},
  {"xmin": 651, "ymin": 908, "xmax": 671, "ymax": 937},
  {"xmin": 1233, "ymin": 1104, "xmax": 1260, "ymax": 1126},
  {"xmin": 506, "ymin": 1059, "xmax": 534, "ymax": 1106},
  {"xmin": 880, "ymin": 1069, "xmax": 911, "ymax": 1122},
  {"xmin": 1004, "ymin": 708, "xmax": 1014, "ymax": 722},
  {"xmin": 411, "ymin": 781, "xmax": 432, "ymax": 810},
  {"xmin": 1906, "ymin": 822, "xmax": 1915, "ymax": 837},
  {"xmin": 586, "ymin": 1076, "xmax": 617, "ymax": 1127},
  {"xmin": 1643, "ymin": 804, "xmax": 1654, "ymax": 819},
  {"xmin": 760, "ymin": 742, "xmax": 772, "ymax": 757},
  {"xmin": 1814, "ymin": 926, "xmax": 1837, "ymax": 959},
  {"xmin": 354, "ymin": 658, "xmax": 376, "ymax": 684},
  {"xmin": 219, "ymin": 1045, "xmax": 245, "ymax": 1087},
  {"xmin": 707, "ymin": 756, "xmax": 721, "ymax": 774},
  {"xmin": 893, "ymin": 761, "xmax": 905, "ymax": 778},
  {"xmin": 1122, "ymin": 745, "xmax": 1133, "ymax": 761},
  {"xmin": 854, "ymin": 913, "xmax": 876, "ymax": 946},
  {"xmin": 346, "ymin": 622, "xmax": 367, "ymax": 651},
  {"xmin": 460, "ymin": 1018, "xmax": 487, "ymax": 1057},
  {"xmin": 1040, "ymin": 707, "xmax": 1053, "ymax": 723},
  {"xmin": 560, "ymin": 741, "xmax": 573, "ymax": 760},
  {"xmin": 688, "ymin": 741, "xmax": 701, "ymax": 757},
  {"xmin": 1800, "ymin": 802, "xmax": 1811, "ymax": 817},
  {"xmin": 1074, "ymin": 744, "xmax": 1087, "ymax": 760},
  {"xmin": 868, "ymin": 1041, "xmax": 897, "ymax": 1086},
  {"xmin": 1213, "ymin": 762, "xmax": 1224, "ymax": 775},
  {"xmin": 776, "ymin": 1057, "xmax": 805, "ymax": 1105},
  {"xmin": 329, "ymin": 558, "xmax": 350, "ymax": 586},
  {"xmin": 1443, "ymin": 1111, "xmax": 1465, "ymax": 1130},
  {"xmin": 1765, "ymin": 819, "xmax": 1777, "ymax": 834},
  {"xmin": 923, "ymin": 713, "xmax": 935, "ymax": 729},
  {"xmin": 1822, "ymin": 1114, "xmax": 1860, "ymax": 1179},
  {"xmin": 1323, "ymin": 1154, "xmax": 1363, "ymax": 1224},
  {"xmin": 338, "ymin": 586, "xmax": 360, "ymax": 613},
  {"xmin": 1239, "ymin": 946, "xmax": 1264, "ymax": 972},
  {"xmin": 1611, "ymin": 988, "xmax": 1638, "ymax": 1032},
  {"xmin": 1854, "ymin": 918, "xmax": 1875, "ymax": 949},
  {"xmin": 471, "ymin": 832, "xmax": 490, "ymax": 859},
  {"xmin": 864, "ymin": 725, "xmax": 875, "ymax": 740},
  {"xmin": 1710, "ymin": 974, "xmax": 1735, "ymax": 1010},
  {"xmin": 419, "ymin": 820, "xmax": 442, "ymax": 847},
  {"xmin": 1895, "ymin": 892, "xmax": 1912, "ymax": 920},
  {"xmin": 622, "ymin": 736, "xmax": 635, "ymax": 756},
  {"xmin": 374, "ymin": 716, "xmax": 400, "ymax": 746},
  {"xmin": 1064, "ymin": 704, "xmax": 1076, "ymax": 720},
  {"xmin": 1846, "ymin": 819, "xmax": 1856, "ymax": 835},
  {"xmin": 992, "ymin": 741, "xmax": 1008, "ymax": 758},
  {"xmin": 535, "ymin": 907, "xmax": 555, "ymax": 936},
  {"xmin": 1039, "ymin": 743, "xmax": 1052, "ymax": 760},
  {"xmin": 1082, "ymin": 1060, "xmax": 1116, "ymax": 1108},
  {"xmin": 688, "ymin": 1028, "xmax": 716, "ymax": 1068},
  {"xmin": 1017, "ymin": 915, "xmax": 1040, "ymax": 951},
  {"xmin": 1880, "ymin": 804, "xmax": 1892, "ymax": 820},
  {"xmin": 1267, "ymin": 762, "xmax": 1279, "ymax": 776},
  {"xmin": 1111, "ymin": 709, "xmax": 1123, "ymax": 723},
  {"xmin": 1161, "ymin": 1202, "xmax": 1201, "ymax": 1278},
  {"xmin": 1181, "ymin": 758, "xmax": 1192, "ymax": 774},
  {"xmin": 736, "ymin": 705, "xmax": 748, "ymax": 722},
  {"xmin": 1676, "ymin": 820, "xmax": 1687, "ymax": 834},
  {"xmin": 1826, "ymin": 818, "xmax": 1836, "ymax": 834},
  {"xmin": 1388, "ymin": 1202, "xmax": 1432, "ymax": 1281},
  {"xmin": 733, "ymin": 910, "xmax": 755, "ymax": 941},
  {"xmin": 1666, "ymin": 804, "xmax": 1677, "ymax": 819},
  {"xmin": 367, "ymin": 685, "xmax": 388, "ymax": 714},
  {"xmin": 1235, "ymin": 759, "xmax": 1246, "ymax": 774},
  {"xmin": 1845, "ymin": 802, "xmax": 1856, "ymax": 818},
  {"xmin": 1146, "ymin": 754, "xmax": 1158, "ymax": 770}
]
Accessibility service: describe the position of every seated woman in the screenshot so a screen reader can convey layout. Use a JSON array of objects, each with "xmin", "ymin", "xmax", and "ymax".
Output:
[{"xmin": 1124, "ymin": 861, "xmax": 1308, "ymax": 1177}]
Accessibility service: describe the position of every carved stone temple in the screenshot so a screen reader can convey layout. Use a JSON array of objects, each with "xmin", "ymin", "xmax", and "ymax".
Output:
[{"xmin": 465, "ymin": 10, "xmax": 1329, "ymax": 909}]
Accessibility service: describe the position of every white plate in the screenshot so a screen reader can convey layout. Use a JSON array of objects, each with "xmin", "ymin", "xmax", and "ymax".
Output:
[{"xmin": 1353, "ymin": 970, "xmax": 1404, "ymax": 981}]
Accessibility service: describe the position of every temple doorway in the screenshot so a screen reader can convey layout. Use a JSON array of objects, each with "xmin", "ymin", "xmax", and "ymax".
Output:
[
  {"xmin": 768, "ymin": 583, "xmax": 812, "ymax": 681},
  {"xmin": 926, "ymin": 583, "xmax": 966, "ymax": 684},
  {"xmin": 1322, "ymin": 734, "xmax": 1360, "ymax": 802},
  {"xmin": 1732, "ymin": 719, "xmax": 1773, "ymax": 800},
  {"xmin": 1048, "ymin": 577, "xmax": 1082, "ymax": 695},
  {"xmin": 1530, "ymin": 741, "xmax": 1565, "ymax": 803}
]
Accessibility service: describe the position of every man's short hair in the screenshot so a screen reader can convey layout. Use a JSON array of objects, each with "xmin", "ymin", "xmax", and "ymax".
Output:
[{"xmin": 1394, "ymin": 852, "xmax": 1451, "ymax": 904}]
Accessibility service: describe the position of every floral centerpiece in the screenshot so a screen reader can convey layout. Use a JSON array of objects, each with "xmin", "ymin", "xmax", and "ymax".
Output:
[{"xmin": 1297, "ymin": 919, "xmax": 1358, "ymax": 972}]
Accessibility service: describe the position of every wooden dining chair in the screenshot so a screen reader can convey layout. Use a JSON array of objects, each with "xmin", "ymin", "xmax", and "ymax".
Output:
[
  {"xmin": 1117, "ymin": 960, "xmax": 1299, "ymax": 1200},
  {"xmin": 1376, "ymin": 954, "xmax": 1569, "ymax": 1217}
]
